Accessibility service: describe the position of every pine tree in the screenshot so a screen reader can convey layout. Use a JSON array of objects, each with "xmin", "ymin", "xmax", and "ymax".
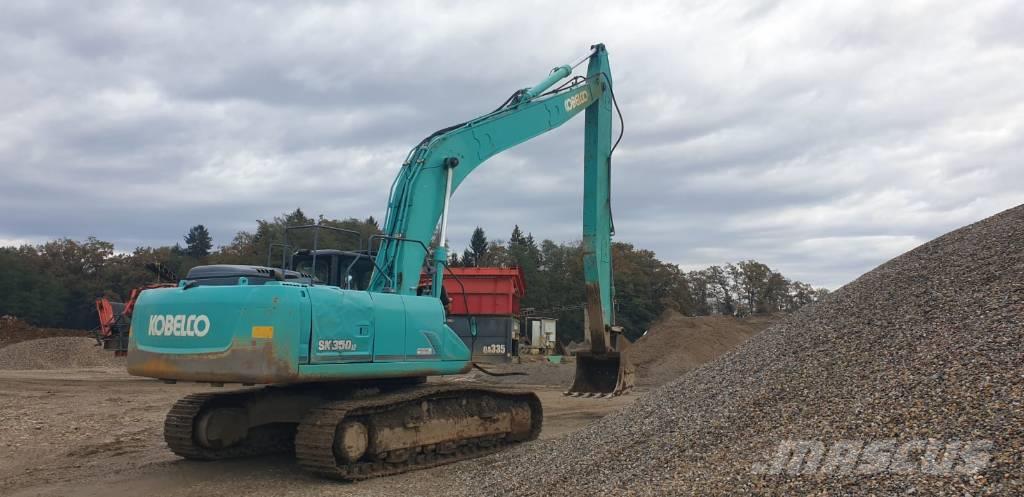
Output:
[
  {"xmin": 509, "ymin": 225, "xmax": 526, "ymax": 246},
  {"xmin": 184, "ymin": 225, "xmax": 213, "ymax": 258},
  {"xmin": 469, "ymin": 227, "xmax": 488, "ymax": 267},
  {"xmin": 507, "ymin": 225, "xmax": 540, "ymax": 270}
]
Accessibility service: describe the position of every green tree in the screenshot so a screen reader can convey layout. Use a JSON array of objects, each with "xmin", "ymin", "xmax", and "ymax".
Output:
[
  {"xmin": 518, "ymin": 238, "xmax": 694, "ymax": 343},
  {"xmin": 0, "ymin": 217, "xmax": 829, "ymax": 331},
  {"xmin": 531, "ymin": 240, "xmax": 586, "ymax": 339},
  {"xmin": 0, "ymin": 246, "xmax": 65, "ymax": 326},
  {"xmin": 468, "ymin": 227, "xmax": 488, "ymax": 267},
  {"xmin": 686, "ymin": 270, "xmax": 712, "ymax": 315},
  {"xmin": 763, "ymin": 271, "xmax": 788, "ymax": 313},
  {"xmin": 508, "ymin": 225, "xmax": 543, "ymax": 307},
  {"xmin": 508, "ymin": 226, "xmax": 541, "ymax": 271},
  {"xmin": 184, "ymin": 225, "xmax": 213, "ymax": 258},
  {"xmin": 460, "ymin": 248, "xmax": 475, "ymax": 267},
  {"xmin": 480, "ymin": 240, "xmax": 511, "ymax": 266},
  {"xmin": 608, "ymin": 242, "xmax": 692, "ymax": 338},
  {"xmin": 705, "ymin": 265, "xmax": 735, "ymax": 315}
]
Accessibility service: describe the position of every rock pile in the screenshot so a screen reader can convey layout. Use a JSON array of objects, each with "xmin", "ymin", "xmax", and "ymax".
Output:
[
  {"xmin": 0, "ymin": 318, "xmax": 86, "ymax": 349},
  {"xmin": 456, "ymin": 205, "xmax": 1024, "ymax": 496},
  {"xmin": 0, "ymin": 337, "xmax": 123, "ymax": 370},
  {"xmin": 626, "ymin": 311, "xmax": 777, "ymax": 387}
]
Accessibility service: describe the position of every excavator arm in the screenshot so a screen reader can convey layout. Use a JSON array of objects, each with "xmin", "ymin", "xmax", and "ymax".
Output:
[
  {"xmin": 371, "ymin": 45, "xmax": 609, "ymax": 295},
  {"xmin": 370, "ymin": 43, "xmax": 633, "ymax": 396}
]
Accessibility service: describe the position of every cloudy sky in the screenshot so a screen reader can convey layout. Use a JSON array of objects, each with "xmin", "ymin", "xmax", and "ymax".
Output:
[{"xmin": 1, "ymin": 1, "xmax": 1021, "ymax": 289}]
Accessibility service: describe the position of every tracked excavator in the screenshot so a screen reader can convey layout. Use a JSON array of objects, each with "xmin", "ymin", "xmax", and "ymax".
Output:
[{"xmin": 127, "ymin": 43, "xmax": 632, "ymax": 480}]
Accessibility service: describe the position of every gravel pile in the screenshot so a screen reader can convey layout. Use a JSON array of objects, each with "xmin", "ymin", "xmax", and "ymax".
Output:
[
  {"xmin": 0, "ymin": 337, "xmax": 124, "ymax": 370},
  {"xmin": 455, "ymin": 205, "xmax": 1023, "ymax": 496},
  {"xmin": 626, "ymin": 311, "xmax": 777, "ymax": 387},
  {"xmin": 0, "ymin": 318, "xmax": 87, "ymax": 349}
]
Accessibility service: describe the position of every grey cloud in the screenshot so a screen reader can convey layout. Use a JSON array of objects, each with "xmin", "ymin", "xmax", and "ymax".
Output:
[{"xmin": 1, "ymin": 0, "xmax": 1022, "ymax": 290}]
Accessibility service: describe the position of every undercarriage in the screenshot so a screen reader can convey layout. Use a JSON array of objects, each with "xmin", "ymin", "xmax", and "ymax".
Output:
[{"xmin": 163, "ymin": 380, "xmax": 542, "ymax": 480}]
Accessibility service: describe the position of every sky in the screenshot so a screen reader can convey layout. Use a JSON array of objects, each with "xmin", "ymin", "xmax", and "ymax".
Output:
[{"xmin": 1, "ymin": 1, "xmax": 1022, "ymax": 289}]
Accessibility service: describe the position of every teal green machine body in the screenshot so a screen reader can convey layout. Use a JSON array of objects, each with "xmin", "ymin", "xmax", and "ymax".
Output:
[{"xmin": 127, "ymin": 45, "xmax": 619, "ymax": 386}]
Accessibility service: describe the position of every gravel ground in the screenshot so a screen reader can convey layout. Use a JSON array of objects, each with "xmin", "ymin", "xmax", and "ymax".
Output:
[
  {"xmin": 0, "ymin": 337, "xmax": 124, "ymax": 370},
  {"xmin": 451, "ymin": 204, "xmax": 1024, "ymax": 496},
  {"xmin": 0, "ymin": 370, "xmax": 634, "ymax": 497},
  {"xmin": 455, "ymin": 360, "xmax": 578, "ymax": 387}
]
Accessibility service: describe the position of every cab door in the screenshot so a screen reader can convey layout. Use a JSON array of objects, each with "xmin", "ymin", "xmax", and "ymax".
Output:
[{"xmin": 308, "ymin": 286, "xmax": 374, "ymax": 363}]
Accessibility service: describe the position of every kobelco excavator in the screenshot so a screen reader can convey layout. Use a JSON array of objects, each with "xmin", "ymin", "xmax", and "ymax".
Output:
[{"xmin": 127, "ymin": 43, "xmax": 632, "ymax": 480}]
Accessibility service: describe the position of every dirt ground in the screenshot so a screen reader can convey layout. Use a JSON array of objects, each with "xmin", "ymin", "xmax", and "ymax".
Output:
[
  {"xmin": 626, "ymin": 311, "xmax": 780, "ymax": 387},
  {"xmin": 0, "ymin": 366, "xmax": 636, "ymax": 497}
]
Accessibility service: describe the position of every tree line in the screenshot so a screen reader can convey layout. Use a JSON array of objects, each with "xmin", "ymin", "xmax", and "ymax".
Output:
[
  {"xmin": 447, "ymin": 226, "xmax": 829, "ymax": 342},
  {"xmin": 0, "ymin": 209, "xmax": 379, "ymax": 330},
  {"xmin": 0, "ymin": 209, "xmax": 828, "ymax": 340}
]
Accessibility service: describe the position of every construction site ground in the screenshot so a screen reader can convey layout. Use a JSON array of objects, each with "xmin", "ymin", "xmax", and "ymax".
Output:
[
  {"xmin": 4, "ymin": 205, "xmax": 1019, "ymax": 496},
  {"xmin": 0, "ymin": 366, "xmax": 636, "ymax": 497},
  {"xmin": 0, "ymin": 304, "xmax": 779, "ymax": 496}
]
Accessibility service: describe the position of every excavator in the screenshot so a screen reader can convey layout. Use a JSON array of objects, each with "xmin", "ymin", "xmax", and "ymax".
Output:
[{"xmin": 126, "ymin": 43, "xmax": 633, "ymax": 480}]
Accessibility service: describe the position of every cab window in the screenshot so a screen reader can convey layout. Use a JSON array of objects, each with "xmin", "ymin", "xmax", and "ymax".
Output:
[{"xmin": 295, "ymin": 258, "xmax": 332, "ymax": 284}]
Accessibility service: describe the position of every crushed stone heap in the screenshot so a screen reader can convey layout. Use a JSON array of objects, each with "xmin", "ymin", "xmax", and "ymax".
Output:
[
  {"xmin": 455, "ymin": 204, "xmax": 1023, "ymax": 496},
  {"xmin": 626, "ymin": 311, "xmax": 776, "ymax": 387}
]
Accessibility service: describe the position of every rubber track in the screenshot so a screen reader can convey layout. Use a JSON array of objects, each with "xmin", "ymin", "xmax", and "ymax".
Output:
[
  {"xmin": 294, "ymin": 384, "xmax": 543, "ymax": 480},
  {"xmin": 164, "ymin": 391, "xmax": 295, "ymax": 460}
]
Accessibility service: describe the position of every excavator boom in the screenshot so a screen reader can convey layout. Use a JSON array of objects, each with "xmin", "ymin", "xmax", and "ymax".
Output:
[
  {"xmin": 571, "ymin": 46, "xmax": 634, "ymax": 396},
  {"xmin": 368, "ymin": 44, "xmax": 633, "ymax": 396}
]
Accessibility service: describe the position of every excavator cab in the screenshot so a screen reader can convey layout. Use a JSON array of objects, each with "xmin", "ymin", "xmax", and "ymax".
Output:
[
  {"xmin": 263, "ymin": 223, "xmax": 379, "ymax": 290},
  {"xmin": 290, "ymin": 249, "xmax": 375, "ymax": 290}
]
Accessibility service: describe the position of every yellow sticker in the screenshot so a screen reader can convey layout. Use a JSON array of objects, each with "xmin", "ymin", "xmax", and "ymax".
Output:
[{"xmin": 251, "ymin": 326, "xmax": 274, "ymax": 339}]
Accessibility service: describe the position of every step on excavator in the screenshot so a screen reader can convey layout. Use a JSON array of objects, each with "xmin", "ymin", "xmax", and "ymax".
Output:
[{"xmin": 127, "ymin": 43, "xmax": 633, "ymax": 480}]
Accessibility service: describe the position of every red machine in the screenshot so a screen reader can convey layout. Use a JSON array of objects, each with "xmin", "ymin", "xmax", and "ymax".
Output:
[
  {"xmin": 96, "ymin": 284, "xmax": 175, "ymax": 355},
  {"xmin": 421, "ymin": 267, "xmax": 527, "ymax": 363},
  {"xmin": 437, "ymin": 267, "xmax": 526, "ymax": 315},
  {"xmin": 95, "ymin": 263, "xmax": 177, "ymax": 355}
]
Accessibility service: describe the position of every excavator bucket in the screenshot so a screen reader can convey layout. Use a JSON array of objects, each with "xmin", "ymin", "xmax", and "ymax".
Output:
[{"xmin": 566, "ymin": 350, "xmax": 635, "ymax": 397}]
